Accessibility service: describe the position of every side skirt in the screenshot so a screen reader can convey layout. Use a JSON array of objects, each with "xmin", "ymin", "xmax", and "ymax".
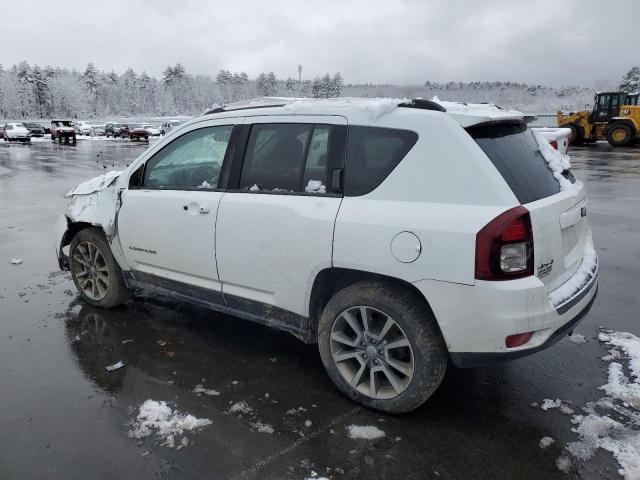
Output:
[{"xmin": 122, "ymin": 271, "xmax": 314, "ymax": 343}]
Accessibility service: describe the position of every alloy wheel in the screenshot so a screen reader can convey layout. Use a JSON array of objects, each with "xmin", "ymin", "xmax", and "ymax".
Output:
[
  {"xmin": 330, "ymin": 306, "xmax": 414, "ymax": 399},
  {"xmin": 72, "ymin": 241, "xmax": 109, "ymax": 300}
]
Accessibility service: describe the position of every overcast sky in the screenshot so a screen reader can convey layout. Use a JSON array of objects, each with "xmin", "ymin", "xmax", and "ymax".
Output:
[{"xmin": 3, "ymin": 0, "xmax": 637, "ymax": 86}]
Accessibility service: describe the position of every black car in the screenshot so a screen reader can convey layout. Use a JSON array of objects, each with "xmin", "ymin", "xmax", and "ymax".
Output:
[{"xmin": 23, "ymin": 122, "xmax": 46, "ymax": 137}]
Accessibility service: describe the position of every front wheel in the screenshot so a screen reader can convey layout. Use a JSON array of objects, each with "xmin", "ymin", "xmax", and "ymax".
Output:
[
  {"xmin": 607, "ymin": 123, "xmax": 633, "ymax": 147},
  {"xmin": 318, "ymin": 281, "xmax": 447, "ymax": 414},
  {"xmin": 69, "ymin": 228, "xmax": 130, "ymax": 308},
  {"xmin": 564, "ymin": 123, "xmax": 584, "ymax": 145}
]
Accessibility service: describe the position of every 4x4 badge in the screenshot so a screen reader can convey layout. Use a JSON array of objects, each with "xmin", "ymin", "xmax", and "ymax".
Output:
[{"xmin": 537, "ymin": 259, "xmax": 554, "ymax": 278}]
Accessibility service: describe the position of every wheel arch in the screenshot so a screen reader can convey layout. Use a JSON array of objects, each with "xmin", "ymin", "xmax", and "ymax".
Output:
[
  {"xmin": 57, "ymin": 219, "xmax": 106, "ymax": 270},
  {"xmin": 308, "ymin": 267, "xmax": 443, "ymax": 343}
]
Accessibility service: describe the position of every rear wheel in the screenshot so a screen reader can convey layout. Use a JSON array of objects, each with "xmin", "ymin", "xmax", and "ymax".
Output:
[
  {"xmin": 565, "ymin": 123, "xmax": 584, "ymax": 145},
  {"xmin": 69, "ymin": 228, "xmax": 130, "ymax": 308},
  {"xmin": 607, "ymin": 123, "xmax": 633, "ymax": 147},
  {"xmin": 318, "ymin": 280, "xmax": 447, "ymax": 413}
]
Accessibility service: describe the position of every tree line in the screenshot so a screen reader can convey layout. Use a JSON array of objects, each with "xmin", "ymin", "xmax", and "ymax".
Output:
[
  {"xmin": 0, "ymin": 62, "xmax": 345, "ymax": 119},
  {"xmin": 0, "ymin": 60, "xmax": 607, "ymax": 119}
]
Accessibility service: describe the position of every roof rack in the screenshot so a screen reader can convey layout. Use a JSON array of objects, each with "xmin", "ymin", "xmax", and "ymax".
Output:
[
  {"xmin": 398, "ymin": 99, "xmax": 446, "ymax": 112},
  {"xmin": 204, "ymin": 103, "xmax": 287, "ymax": 115}
]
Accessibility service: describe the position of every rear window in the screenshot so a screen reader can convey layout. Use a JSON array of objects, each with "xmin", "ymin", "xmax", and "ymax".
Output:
[
  {"xmin": 345, "ymin": 126, "xmax": 418, "ymax": 196},
  {"xmin": 468, "ymin": 122, "xmax": 560, "ymax": 204}
]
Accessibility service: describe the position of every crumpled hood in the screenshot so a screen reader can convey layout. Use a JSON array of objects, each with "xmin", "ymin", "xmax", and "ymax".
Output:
[{"xmin": 66, "ymin": 170, "xmax": 122, "ymax": 197}]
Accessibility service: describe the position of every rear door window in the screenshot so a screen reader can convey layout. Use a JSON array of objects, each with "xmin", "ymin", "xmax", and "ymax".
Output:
[
  {"xmin": 239, "ymin": 123, "xmax": 342, "ymax": 194},
  {"xmin": 468, "ymin": 123, "xmax": 561, "ymax": 204},
  {"xmin": 344, "ymin": 126, "xmax": 418, "ymax": 196}
]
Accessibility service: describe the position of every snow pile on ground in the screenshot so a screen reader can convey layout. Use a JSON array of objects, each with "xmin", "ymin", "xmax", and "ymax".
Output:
[
  {"xmin": 539, "ymin": 436, "xmax": 555, "ymax": 449},
  {"xmin": 228, "ymin": 401, "xmax": 253, "ymax": 414},
  {"xmin": 304, "ymin": 471, "xmax": 330, "ymax": 480},
  {"xmin": 305, "ymin": 180, "xmax": 326, "ymax": 194},
  {"xmin": 548, "ymin": 231, "xmax": 597, "ymax": 308},
  {"xmin": 568, "ymin": 333, "xmax": 587, "ymax": 344},
  {"xmin": 127, "ymin": 400, "xmax": 212, "ymax": 448},
  {"xmin": 66, "ymin": 170, "xmax": 122, "ymax": 196},
  {"xmin": 10, "ymin": 258, "xmax": 22, "ymax": 265},
  {"xmin": 558, "ymin": 329, "xmax": 640, "ymax": 478},
  {"xmin": 347, "ymin": 425, "xmax": 386, "ymax": 440},
  {"xmin": 251, "ymin": 422, "xmax": 274, "ymax": 434},
  {"xmin": 192, "ymin": 384, "xmax": 220, "ymax": 396},
  {"xmin": 540, "ymin": 398, "xmax": 574, "ymax": 414}
]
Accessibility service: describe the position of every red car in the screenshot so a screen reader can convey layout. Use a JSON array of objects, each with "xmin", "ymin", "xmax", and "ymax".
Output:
[{"xmin": 126, "ymin": 124, "xmax": 149, "ymax": 141}]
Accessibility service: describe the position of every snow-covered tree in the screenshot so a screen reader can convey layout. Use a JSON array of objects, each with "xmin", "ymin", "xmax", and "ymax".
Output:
[{"xmin": 619, "ymin": 66, "xmax": 640, "ymax": 92}]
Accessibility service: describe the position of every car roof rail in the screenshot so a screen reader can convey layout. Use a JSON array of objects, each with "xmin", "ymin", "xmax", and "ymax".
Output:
[
  {"xmin": 398, "ymin": 98, "xmax": 446, "ymax": 112},
  {"xmin": 204, "ymin": 104, "xmax": 287, "ymax": 115}
]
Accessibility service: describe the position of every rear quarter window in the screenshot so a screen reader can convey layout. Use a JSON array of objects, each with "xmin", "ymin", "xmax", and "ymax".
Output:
[
  {"xmin": 468, "ymin": 122, "xmax": 560, "ymax": 204},
  {"xmin": 345, "ymin": 126, "xmax": 418, "ymax": 196}
]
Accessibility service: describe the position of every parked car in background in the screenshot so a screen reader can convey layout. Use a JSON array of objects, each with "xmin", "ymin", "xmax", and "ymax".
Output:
[
  {"xmin": 160, "ymin": 119, "xmax": 185, "ymax": 135},
  {"xmin": 91, "ymin": 124, "xmax": 106, "ymax": 136},
  {"xmin": 23, "ymin": 122, "xmax": 46, "ymax": 137},
  {"xmin": 55, "ymin": 98, "xmax": 598, "ymax": 413},
  {"xmin": 3, "ymin": 122, "xmax": 31, "ymax": 142},
  {"xmin": 75, "ymin": 121, "xmax": 93, "ymax": 136},
  {"xmin": 51, "ymin": 120, "xmax": 77, "ymax": 144},
  {"xmin": 38, "ymin": 122, "xmax": 51, "ymax": 134},
  {"xmin": 142, "ymin": 124, "xmax": 161, "ymax": 136},
  {"xmin": 105, "ymin": 122, "xmax": 125, "ymax": 138},
  {"xmin": 127, "ymin": 124, "xmax": 149, "ymax": 141}
]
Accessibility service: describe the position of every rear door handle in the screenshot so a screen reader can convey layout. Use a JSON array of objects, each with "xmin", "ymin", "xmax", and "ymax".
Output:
[{"xmin": 183, "ymin": 203, "xmax": 210, "ymax": 214}]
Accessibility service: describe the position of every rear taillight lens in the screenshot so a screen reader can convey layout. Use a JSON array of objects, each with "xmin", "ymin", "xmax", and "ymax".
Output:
[
  {"xmin": 475, "ymin": 206, "xmax": 534, "ymax": 280},
  {"xmin": 549, "ymin": 140, "xmax": 558, "ymax": 150}
]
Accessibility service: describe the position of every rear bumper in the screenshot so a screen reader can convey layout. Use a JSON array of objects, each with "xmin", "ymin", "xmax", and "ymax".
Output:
[{"xmin": 413, "ymin": 250, "xmax": 599, "ymax": 368}]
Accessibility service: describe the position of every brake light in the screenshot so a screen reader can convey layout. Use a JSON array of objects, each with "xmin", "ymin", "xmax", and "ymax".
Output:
[
  {"xmin": 549, "ymin": 140, "xmax": 558, "ymax": 150},
  {"xmin": 475, "ymin": 206, "xmax": 534, "ymax": 280}
]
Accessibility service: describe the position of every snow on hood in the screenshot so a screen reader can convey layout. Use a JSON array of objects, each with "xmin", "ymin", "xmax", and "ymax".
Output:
[{"xmin": 66, "ymin": 170, "xmax": 122, "ymax": 197}]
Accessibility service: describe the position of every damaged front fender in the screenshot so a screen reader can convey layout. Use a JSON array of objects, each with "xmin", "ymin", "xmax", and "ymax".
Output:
[{"xmin": 55, "ymin": 170, "xmax": 126, "ymax": 270}]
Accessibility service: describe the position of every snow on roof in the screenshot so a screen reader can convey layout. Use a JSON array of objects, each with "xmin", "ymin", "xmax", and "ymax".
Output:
[{"xmin": 211, "ymin": 96, "xmax": 525, "ymax": 127}]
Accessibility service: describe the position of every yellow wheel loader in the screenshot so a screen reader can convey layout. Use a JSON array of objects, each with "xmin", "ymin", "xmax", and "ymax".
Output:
[{"xmin": 557, "ymin": 92, "xmax": 639, "ymax": 146}]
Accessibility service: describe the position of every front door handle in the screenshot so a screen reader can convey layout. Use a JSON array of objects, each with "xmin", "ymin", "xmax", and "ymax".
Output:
[{"xmin": 183, "ymin": 203, "xmax": 210, "ymax": 215}]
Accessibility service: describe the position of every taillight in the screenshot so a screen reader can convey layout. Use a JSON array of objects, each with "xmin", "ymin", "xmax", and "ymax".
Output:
[
  {"xmin": 475, "ymin": 206, "xmax": 534, "ymax": 280},
  {"xmin": 549, "ymin": 140, "xmax": 558, "ymax": 150}
]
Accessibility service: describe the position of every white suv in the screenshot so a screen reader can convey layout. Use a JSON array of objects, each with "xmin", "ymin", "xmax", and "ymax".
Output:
[{"xmin": 54, "ymin": 98, "xmax": 598, "ymax": 413}]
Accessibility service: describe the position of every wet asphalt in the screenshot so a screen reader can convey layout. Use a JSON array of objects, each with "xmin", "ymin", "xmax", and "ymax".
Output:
[{"xmin": 0, "ymin": 136, "xmax": 638, "ymax": 480}]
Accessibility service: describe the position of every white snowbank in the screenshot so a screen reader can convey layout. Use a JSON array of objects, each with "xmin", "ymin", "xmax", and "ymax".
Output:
[
  {"xmin": 539, "ymin": 436, "xmax": 555, "ymax": 449},
  {"xmin": 548, "ymin": 231, "xmax": 597, "ymax": 308},
  {"xmin": 66, "ymin": 170, "xmax": 122, "ymax": 197},
  {"xmin": 599, "ymin": 331, "xmax": 640, "ymax": 409},
  {"xmin": 556, "ymin": 455, "xmax": 571, "ymax": 473},
  {"xmin": 10, "ymin": 258, "xmax": 22, "ymax": 265},
  {"xmin": 347, "ymin": 425, "xmax": 386, "ymax": 440},
  {"xmin": 305, "ymin": 180, "xmax": 326, "ymax": 194},
  {"xmin": 127, "ymin": 400, "xmax": 212, "ymax": 448}
]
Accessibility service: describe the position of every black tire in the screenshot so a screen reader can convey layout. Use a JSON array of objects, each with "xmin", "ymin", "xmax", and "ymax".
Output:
[
  {"xmin": 607, "ymin": 123, "xmax": 634, "ymax": 147},
  {"xmin": 318, "ymin": 280, "xmax": 447, "ymax": 414},
  {"xmin": 71, "ymin": 135, "xmax": 77, "ymax": 145},
  {"xmin": 564, "ymin": 123, "xmax": 584, "ymax": 145},
  {"xmin": 58, "ymin": 135, "xmax": 63, "ymax": 144},
  {"xmin": 69, "ymin": 227, "xmax": 130, "ymax": 308}
]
